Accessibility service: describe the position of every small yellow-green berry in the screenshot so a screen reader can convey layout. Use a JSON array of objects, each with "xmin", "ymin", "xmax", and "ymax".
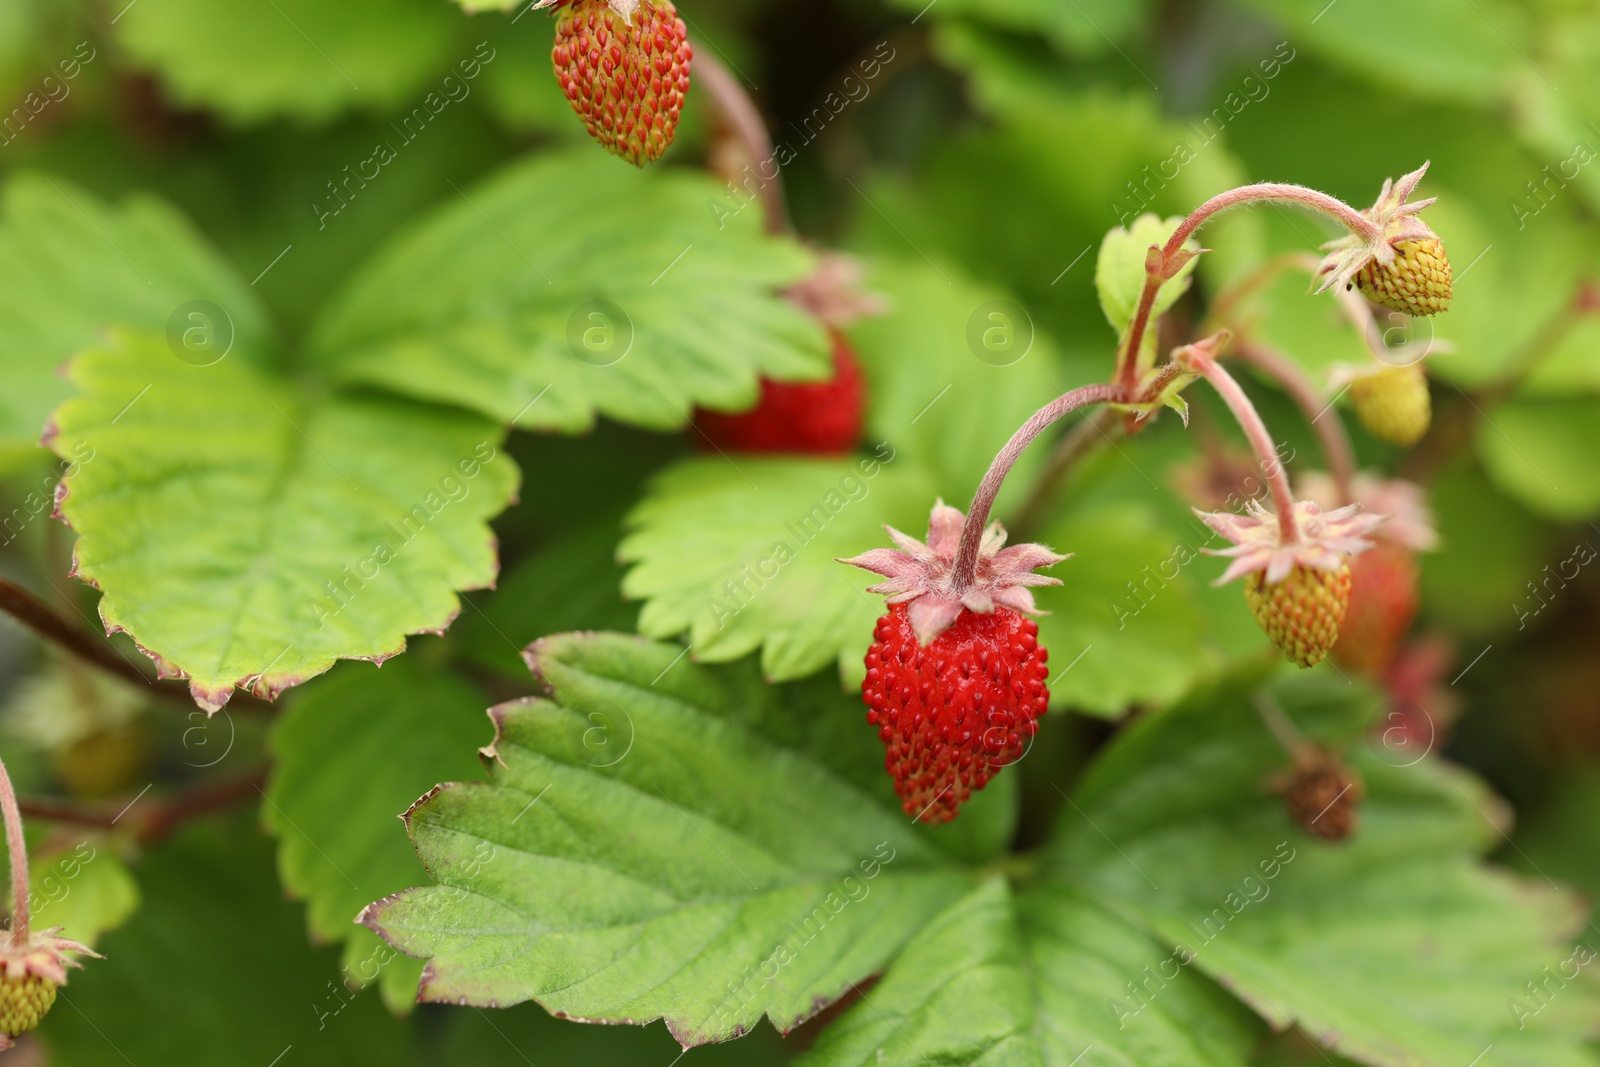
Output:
[
  {"xmin": 1355, "ymin": 237, "xmax": 1453, "ymax": 317},
  {"xmin": 1245, "ymin": 563, "xmax": 1351, "ymax": 669},
  {"xmin": 1350, "ymin": 365, "xmax": 1431, "ymax": 447},
  {"xmin": 0, "ymin": 973, "xmax": 58, "ymax": 1038}
]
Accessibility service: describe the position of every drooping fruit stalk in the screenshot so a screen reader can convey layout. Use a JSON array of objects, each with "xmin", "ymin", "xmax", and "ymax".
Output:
[{"xmin": 0, "ymin": 755, "xmax": 99, "ymax": 1049}]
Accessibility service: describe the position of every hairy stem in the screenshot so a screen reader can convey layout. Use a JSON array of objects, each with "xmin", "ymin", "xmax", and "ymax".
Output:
[
  {"xmin": 1234, "ymin": 341, "xmax": 1356, "ymax": 505},
  {"xmin": 1187, "ymin": 355, "xmax": 1298, "ymax": 543},
  {"xmin": 695, "ymin": 51, "xmax": 790, "ymax": 236},
  {"xmin": 1117, "ymin": 184, "xmax": 1376, "ymax": 390},
  {"xmin": 1010, "ymin": 408, "xmax": 1122, "ymax": 540},
  {"xmin": 0, "ymin": 757, "xmax": 30, "ymax": 945},
  {"xmin": 951, "ymin": 384, "xmax": 1125, "ymax": 592}
]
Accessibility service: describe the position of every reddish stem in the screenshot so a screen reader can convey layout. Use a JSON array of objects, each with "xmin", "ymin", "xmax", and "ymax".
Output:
[
  {"xmin": 1117, "ymin": 184, "xmax": 1377, "ymax": 391},
  {"xmin": 1234, "ymin": 341, "xmax": 1356, "ymax": 505},
  {"xmin": 695, "ymin": 51, "xmax": 790, "ymax": 236},
  {"xmin": 950, "ymin": 383, "xmax": 1125, "ymax": 593},
  {"xmin": 17, "ymin": 769, "xmax": 268, "ymax": 845},
  {"xmin": 1187, "ymin": 355, "xmax": 1298, "ymax": 544},
  {"xmin": 0, "ymin": 757, "xmax": 30, "ymax": 945}
]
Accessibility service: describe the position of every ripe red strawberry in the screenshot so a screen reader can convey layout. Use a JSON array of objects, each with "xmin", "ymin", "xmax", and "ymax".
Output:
[
  {"xmin": 842, "ymin": 502, "xmax": 1066, "ymax": 823},
  {"xmin": 694, "ymin": 329, "xmax": 864, "ymax": 454},
  {"xmin": 540, "ymin": 0, "xmax": 691, "ymax": 167},
  {"xmin": 864, "ymin": 603, "xmax": 1048, "ymax": 822},
  {"xmin": 1332, "ymin": 540, "xmax": 1419, "ymax": 674}
]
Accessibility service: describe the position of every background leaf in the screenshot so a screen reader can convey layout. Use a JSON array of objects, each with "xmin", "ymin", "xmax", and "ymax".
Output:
[
  {"xmin": 0, "ymin": 174, "xmax": 271, "ymax": 472},
  {"xmin": 47, "ymin": 332, "xmax": 518, "ymax": 710},
  {"xmin": 312, "ymin": 150, "xmax": 830, "ymax": 433},
  {"xmin": 266, "ymin": 656, "xmax": 490, "ymax": 1012}
]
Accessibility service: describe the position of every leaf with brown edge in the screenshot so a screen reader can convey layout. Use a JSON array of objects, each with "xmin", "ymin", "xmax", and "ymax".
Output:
[
  {"xmin": 358, "ymin": 631, "xmax": 989, "ymax": 1044},
  {"xmin": 44, "ymin": 330, "xmax": 519, "ymax": 711}
]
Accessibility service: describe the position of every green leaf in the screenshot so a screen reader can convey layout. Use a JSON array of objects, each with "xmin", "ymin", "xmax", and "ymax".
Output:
[
  {"xmin": 1051, "ymin": 672, "xmax": 1600, "ymax": 1067},
  {"xmin": 853, "ymin": 257, "xmax": 1069, "ymax": 498},
  {"xmin": 885, "ymin": 0, "xmax": 1152, "ymax": 57},
  {"xmin": 312, "ymin": 150, "xmax": 829, "ymax": 434},
  {"xmin": 266, "ymin": 657, "xmax": 491, "ymax": 1012},
  {"xmin": 618, "ymin": 451, "xmax": 935, "ymax": 684},
  {"xmin": 1033, "ymin": 501, "xmax": 1218, "ymax": 717},
  {"xmin": 0, "ymin": 174, "xmax": 271, "ymax": 472},
  {"xmin": 46, "ymin": 332, "xmax": 519, "ymax": 710},
  {"xmin": 1476, "ymin": 397, "xmax": 1600, "ymax": 520},
  {"xmin": 115, "ymin": 0, "xmax": 468, "ymax": 124},
  {"xmin": 1095, "ymin": 214, "xmax": 1199, "ymax": 334},
  {"xmin": 798, "ymin": 878, "xmax": 1264, "ymax": 1067},
  {"xmin": 458, "ymin": 514, "xmax": 638, "ymax": 679},
  {"xmin": 1231, "ymin": 0, "xmax": 1525, "ymax": 106},
  {"xmin": 45, "ymin": 822, "xmax": 409, "ymax": 1065},
  {"xmin": 361, "ymin": 633, "xmax": 995, "ymax": 1044},
  {"xmin": 29, "ymin": 840, "xmax": 140, "ymax": 950}
]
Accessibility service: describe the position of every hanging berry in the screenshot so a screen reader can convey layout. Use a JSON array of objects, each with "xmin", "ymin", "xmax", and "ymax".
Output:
[
  {"xmin": 535, "ymin": 0, "xmax": 692, "ymax": 167},
  {"xmin": 841, "ymin": 502, "xmax": 1066, "ymax": 822}
]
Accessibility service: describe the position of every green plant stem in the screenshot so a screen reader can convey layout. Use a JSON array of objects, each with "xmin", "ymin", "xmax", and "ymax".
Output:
[{"xmin": 0, "ymin": 756, "xmax": 30, "ymax": 945}]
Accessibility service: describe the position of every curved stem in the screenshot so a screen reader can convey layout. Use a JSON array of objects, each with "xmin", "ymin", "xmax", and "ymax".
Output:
[
  {"xmin": 0, "ymin": 578, "xmax": 176, "ymax": 701},
  {"xmin": 17, "ymin": 768, "xmax": 268, "ymax": 846},
  {"xmin": 0, "ymin": 757, "xmax": 30, "ymax": 945},
  {"xmin": 1010, "ymin": 407, "xmax": 1121, "ymax": 540},
  {"xmin": 1234, "ymin": 341, "xmax": 1356, "ymax": 505},
  {"xmin": 951, "ymin": 383, "xmax": 1125, "ymax": 592},
  {"xmin": 1187, "ymin": 355, "xmax": 1298, "ymax": 544},
  {"xmin": 695, "ymin": 51, "xmax": 791, "ymax": 236},
  {"xmin": 1117, "ymin": 184, "xmax": 1376, "ymax": 391}
]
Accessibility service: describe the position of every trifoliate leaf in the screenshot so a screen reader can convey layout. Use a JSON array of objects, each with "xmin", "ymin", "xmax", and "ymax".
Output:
[
  {"xmin": 618, "ymin": 451, "xmax": 934, "ymax": 684},
  {"xmin": 360, "ymin": 633, "xmax": 987, "ymax": 1042},
  {"xmin": 312, "ymin": 150, "xmax": 829, "ymax": 434},
  {"xmin": 1033, "ymin": 501, "xmax": 1217, "ymax": 717},
  {"xmin": 45, "ymin": 823, "xmax": 409, "ymax": 1066},
  {"xmin": 29, "ymin": 840, "xmax": 140, "ymax": 950},
  {"xmin": 267, "ymin": 658, "xmax": 491, "ymax": 1013},
  {"xmin": 46, "ymin": 332, "xmax": 519, "ymax": 711},
  {"xmin": 1476, "ymin": 397, "xmax": 1600, "ymax": 520},
  {"xmin": 797, "ymin": 879, "xmax": 1264, "ymax": 1067},
  {"xmin": 115, "ymin": 0, "xmax": 468, "ymax": 124},
  {"xmin": 0, "ymin": 174, "xmax": 270, "ymax": 472},
  {"xmin": 1051, "ymin": 672, "xmax": 1599, "ymax": 1067},
  {"xmin": 1096, "ymin": 214, "xmax": 1200, "ymax": 334},
  {"xmin": 853, "ymin": 257, "xmax": 1068, "ymax": 497}
]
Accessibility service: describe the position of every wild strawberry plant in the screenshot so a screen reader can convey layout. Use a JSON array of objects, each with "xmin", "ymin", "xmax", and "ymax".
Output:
[{"xmin": 2, "ymin": 1, "xmax": 1600, "ymax": 1065}]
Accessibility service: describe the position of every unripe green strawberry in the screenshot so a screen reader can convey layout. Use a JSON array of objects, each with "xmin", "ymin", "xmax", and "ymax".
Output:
[
  {"xmin": 1354, "ymin": 237, "xmax": 1452, "ymax": 317},
  {"xmin": 0, "ymin": 973, "xmax": 56, "ymax": 1040},
  {"xmin": 1244, "ymin": 563, "xmax": 1351, "ymax": 669},
  {"xmin": 545, "ymin": 0, "xmax": 692, "ymax": 167},
  {"xmin": 1350, "ymin": 365, "xmax": 1430, "ymax": 446}
]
